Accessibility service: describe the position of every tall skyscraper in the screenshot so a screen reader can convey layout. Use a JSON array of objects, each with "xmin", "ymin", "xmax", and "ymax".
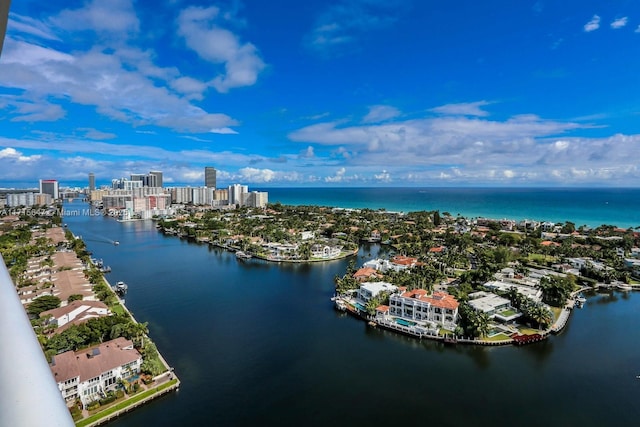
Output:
[
  {"xmin": 149, "ymin": 171, "xmax": 163, "ymax": 188},
  {"xmin": 88, "ymin": 173, "xmax": 96, "ymax": 191},
  {"xmin": 39, "ymin": 179, "xmax": 59, "ymax": 199},
  {"xmin": 205, "ymin": 167, "xmax": 217, "ymax": 188}
]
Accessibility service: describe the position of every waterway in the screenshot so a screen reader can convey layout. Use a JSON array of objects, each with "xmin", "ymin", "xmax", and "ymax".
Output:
[{"xmin": 62, "ymin": 200, "xmax": 640, "ymax": 426}]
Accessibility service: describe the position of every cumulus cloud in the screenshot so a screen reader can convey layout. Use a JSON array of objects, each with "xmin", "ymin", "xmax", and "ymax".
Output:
[
  {"xmin": 0, "ymin": 147, "xmax": 42, "ymax": 162},
  {"xmin": 610, "ymin": 17, "xmax": 628, "ymax": 29},
  {"xmin": 0, "ymin": 2, "xmax": 243, "ymax": 133},
  {"xmin": 177, "ymin": 6, "xmax": 266, "ymax": 92},
  {"xmin": 584, "ymin": 15, "xmax": 600, "ymax": 32}
]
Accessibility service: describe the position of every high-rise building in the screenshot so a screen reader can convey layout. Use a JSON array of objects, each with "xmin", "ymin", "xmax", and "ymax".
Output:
[
  {"xmin": 205, "ymin": 167, "xmax": 216, "ymax": 188},
  {"xmin": 149, "ymin": 171, "xmax": 163, "ymax": 188},
  {"xmin": 39, "ymin": 179, "xmax": 59, "ymax": 199},
  {"xmin": 129, "ymin": 171, "xmax": 163, "ymax": 187},
  {"xmin": 88, "ymin": 173, "xmax": 96, "ymax": 191},
  {"xmin": 228, "ymin": 184, "xmax": 248, "ymax": 207}
]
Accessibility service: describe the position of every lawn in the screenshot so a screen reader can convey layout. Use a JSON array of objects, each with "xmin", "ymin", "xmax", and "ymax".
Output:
[
  {"xmin": 527, "ymin": 253, "xmax": 557, "ymax": 263},
  {"xmin": 76, "ymin": 379, "xmax": 178, "ymax": 427}
]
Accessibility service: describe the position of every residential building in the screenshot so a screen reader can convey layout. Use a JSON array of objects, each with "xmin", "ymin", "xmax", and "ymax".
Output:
[
  {"xmin": 468, "ymin": 291, "xmax": 519, "ymax": 322},
  {"xmin": 39, "ymin": 179, "xmax": 59, "ymax": 200},
  {"xmin": 50, "ymin": 337, "xmax": 142, "ymax": 407},
  {"xmin": 356, "ymin": 282, "xmax": 397, "ymax": 304},
  {"xmin": 40, "ymin": 300, "xmax": 110, "ymax": 332},
  {"xmin": 88, "ymin": 173, "xmax": 95, "ymax": 192},
  {"xmin": 205, "ymin": 167, "xmax": 216, "ymax": 188},
  {"xmin": 388, "ymin": 289, "xmax": 459, "ymax": 329}
]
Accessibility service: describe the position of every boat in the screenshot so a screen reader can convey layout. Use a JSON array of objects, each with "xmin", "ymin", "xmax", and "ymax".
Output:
[
  {"xmin": 235, "ymin": 251, "xmax": 252, "ymax": 259},
  {"xmin": 100, "ymin": 265, "xmax": 111, "ymax": 273},
  {"xmin": 334, "ymin": 299, "xmax": 347, "ymax": 311},
  {"xmin": 617, "ymin": 283, "xmax": 632, "ymax": 291},
  {"xmin": 114, "ymin": 281, "xmax": 128, "ymax": 295},
  {"xmin": 113, "ymin": 241, "xmax": 120, "ymax": 246},
  {"xmin": 575, "ymin": 295, "xmax": 587, "ymax": 305}
]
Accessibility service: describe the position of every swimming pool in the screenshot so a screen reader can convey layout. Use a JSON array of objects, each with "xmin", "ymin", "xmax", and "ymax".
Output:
[{"xmin": 395, "ymin": 318, "xmax": 417, "ymax": 327}]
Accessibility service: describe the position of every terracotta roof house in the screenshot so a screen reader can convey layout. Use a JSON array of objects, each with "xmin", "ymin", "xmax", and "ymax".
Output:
[
  {"xmin": 51, "ymin": 337, "xmax": 142, "ymax": 407},
  {"xmin": 388, "ymin": 289, "xmax": 459, "ymax": 329},
  {"xmin": 353, "ymin": 267, "xmax": 383, "ymax": 282},
  {"xmin": 40, "ymin": 300, "xmax": 110, "ymax": 332}
]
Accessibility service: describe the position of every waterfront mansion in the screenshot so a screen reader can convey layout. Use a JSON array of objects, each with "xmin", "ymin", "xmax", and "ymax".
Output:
[
  {"xmin": 388, "ymin": 289, "xmax": 459, "ymax": 331},
  {"xmin": 50, "ymin": 337, "xmax": 142, "ymax": 408}
]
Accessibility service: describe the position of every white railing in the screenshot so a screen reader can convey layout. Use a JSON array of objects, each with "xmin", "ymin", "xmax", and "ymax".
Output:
[{"xmin": 0, "ymin": 255, "xmax": 74, "ymax": 426}]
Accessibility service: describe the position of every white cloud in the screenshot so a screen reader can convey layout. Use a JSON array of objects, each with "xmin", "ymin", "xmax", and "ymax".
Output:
[
  {"xmin": 50, "ymin": 0, "xmax": 139, "ymax": 36},
  {"xmin": 374, "ymin": 170, "xmax": 391, "ymax": 182},
  {"xmin": 363, "ymin": 105, "xmax": 401, "ymax": 123},
  {"xmin": 7, "ymin": 13, "xmax": 60, "ymax": 41},
  {"xmin": 635, "ymin": 25, "xmax": 640, "ymax": 33},
  {"xmin": 177, "ymin": 6, "xmax": 265, "ymax": 93},
  {"xmin": 584, "ymin": 15, "xmax": 600, "ymax": 32},
  {"xmin": 299, "ymin": 146, "xmax": 315, "ymax": 158},
  {"xmin": 611, "ymin": 17, "xmax": 628, "ymax": 29},
  {"xmin": 430, "ymin": 101, "xmax": 492, "ymax": 117},
  {"xmin": 0, "ymin": 147, "xmax": 42, "ymax": 163},
  {"xmin": 210, "ymin": 128, "xmax": 239, "ymax": 135}
]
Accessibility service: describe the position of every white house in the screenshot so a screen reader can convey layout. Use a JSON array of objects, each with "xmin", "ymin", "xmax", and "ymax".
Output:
[
  {"xmin": 40, "ymin": 300, "xmax": 110, "ymax": 331},
  {"xmin": 388, "ymin": 289, "xmax": 459, "ymax": 330},
  {"xmin": 310, "ymin": 244, "xmax": 342, "ymax": 259},
  {"xmin": 356, "ymin": 282, "xmax": 397, "ymax": 304},
  {"xmin": 50, "ymin": 337, "xmax": 142, "ymax": 408}
]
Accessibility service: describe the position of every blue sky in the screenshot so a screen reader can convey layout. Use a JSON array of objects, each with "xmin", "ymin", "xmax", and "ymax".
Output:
[{"xmin": 1, "ymin": 0, "xmax": 640, "ymax": 188}]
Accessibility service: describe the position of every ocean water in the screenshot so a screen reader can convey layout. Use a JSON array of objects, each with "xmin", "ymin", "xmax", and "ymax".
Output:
[{"xmin": 261, "ymin": 187, "xmax": 640, "ymax": 229}]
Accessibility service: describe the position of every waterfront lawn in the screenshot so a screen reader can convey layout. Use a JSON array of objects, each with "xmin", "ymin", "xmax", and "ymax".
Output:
[
  {"xmin": 76, "ymin": 380, "xmax": 178, "ymax": 427},
  {"xmin": 550, "ymin": 307, "xmax": 562, "ymax": 321},
  {"xmin": 110, "ymin": 303, "xmax": 126, "ymax": 316},
  {"xmin": 485, "ymin": 333, "xmax": 511, "ymax": 342}
]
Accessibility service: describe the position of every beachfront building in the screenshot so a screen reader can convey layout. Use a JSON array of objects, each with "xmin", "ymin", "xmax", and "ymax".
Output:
[
  {"xmin": 388, "ymin": 289, "xmax": 459, "ymax": 330},
  {"xmin": 50, "ymin": 337, "xmax": 142, "ymax": 407},
  {"xmin": 356, "ymin": 282, "xmax": 397, "ymax": 304}
]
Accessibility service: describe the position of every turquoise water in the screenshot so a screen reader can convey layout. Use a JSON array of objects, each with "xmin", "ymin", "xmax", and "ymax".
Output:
[
  {"xmin": 354, "ymin": 302, "xmax": 366, "ymax": 312},
  {"xmin": 262, "ymin": 187, "xmax": 640, "ymax": 229},
  {"xmin": 395, "ymin": 318, "xmax": 417, "ymax": 327}
]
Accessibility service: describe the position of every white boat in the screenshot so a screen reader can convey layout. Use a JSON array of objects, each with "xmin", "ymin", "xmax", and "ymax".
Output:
[
  {"xmin": 235, "ymin": 251, "xmax": 252, "ymax": 259},
  {"xmin": 114, "ymin": 281, "xmax": 128, "ymax": 294},
  {"xmin": 617, "ymin": 283, "xmax": 632, "ymax": 291},
  {"xmin": 113, "ymin": 241, "xmax": 120, "ymax": 246},
  {"xmin": 576, "ymin": 295, "xmax": 586, "ymax": 303}
]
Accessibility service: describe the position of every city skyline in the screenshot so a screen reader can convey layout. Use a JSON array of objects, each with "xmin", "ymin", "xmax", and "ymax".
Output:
[{"xmin": 2, "ymin": 1, "xmax": 640, "ymax": 188}]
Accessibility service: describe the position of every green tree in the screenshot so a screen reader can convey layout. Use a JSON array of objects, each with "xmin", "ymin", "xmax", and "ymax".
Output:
[{"xmin": 27, "ymin": 295, "xmax": 61, "ymax": 317}]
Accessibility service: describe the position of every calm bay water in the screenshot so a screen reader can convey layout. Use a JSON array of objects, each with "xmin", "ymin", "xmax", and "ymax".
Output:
[{"xmin": 62, "ymin": 193, "xmax": 640, "ymax": 427}]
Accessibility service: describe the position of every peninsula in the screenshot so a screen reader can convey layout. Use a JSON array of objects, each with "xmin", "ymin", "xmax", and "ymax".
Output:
[
  {"xmin": 153, "ymin": 202, "xmax": 640, "ymax": 345},
  {"xmin": 0, "ymin": 208, "xmax": 179, "ymax": 425}
]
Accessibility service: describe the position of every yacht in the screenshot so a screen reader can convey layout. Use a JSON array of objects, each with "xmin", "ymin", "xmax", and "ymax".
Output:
[{"xmin": 114, "ymin": 281, "xmax": 128, "ymax": 295}]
